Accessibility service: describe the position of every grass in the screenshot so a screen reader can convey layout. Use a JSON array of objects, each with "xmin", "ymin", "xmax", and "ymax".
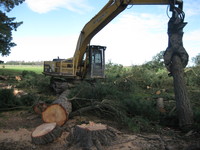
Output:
[{"xmin": 0, "ymin": 65, "xmax": 43, "ymax": 75}]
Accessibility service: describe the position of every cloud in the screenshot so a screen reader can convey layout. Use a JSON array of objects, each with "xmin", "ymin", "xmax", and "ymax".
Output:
[
  {"xmin": 4, "ymin": 12, "xmax": 169, "ymax": 65},
  {"xmin": 3, "ymin": 35, "xmax": 78, "ymax": 62},
  {"xmin": 90, "ymin": 11, "xmax": 199, "ymax": 66},
  {"xmin": 26, "ymin": 0, "xmax": 93, "ymax": 14},
  {"xmin": 185, "ymin": 1, "xmax": 200, "ymax": 17},
  {"xmin": 91, "ymin": 13, "xmax": 169, "ymax": 65},
  {"xmin": 184, "ymin": 29, "xmax": 200, "ymax": 59}
]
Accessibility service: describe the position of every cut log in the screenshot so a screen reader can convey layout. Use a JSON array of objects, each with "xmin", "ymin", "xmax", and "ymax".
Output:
[
  {"xmin": 67, "ymin": 121, "xmax": 118, "ymax": 150},
  {"xmin": 31, "ymin": 122, "xmax": 62, "ymax": 145},
  {"xmin": 42, "ymin": 90, "xmax": 72, "ymax": 126},
  {"xmin": 42, "ymin": 104, "xmax": 68, "ymax": 126}
]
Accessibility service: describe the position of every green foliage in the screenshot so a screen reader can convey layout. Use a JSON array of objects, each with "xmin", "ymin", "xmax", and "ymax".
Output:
[
  {"xmin": 142, "ymin": 51, "xmax": 165, "ymax": 71},
  {"xmin": 0, "ymin": 89, "xmax": 17, "ymax": 108},
  {"xmin": 0, "ymin": 0, "xmax": 25, "ymax": 12},
  {"xmin": 70, "ymin": 74, "xmax": 161, "ymax": 132},
  {"xmin": 70, "ymin": 80, "xmax": 126, "ymax": 106},
  {"xmin": 0, "ymin": 88, "xmax": 43, "ymax": 110},
  {"xmin": 0, "ymin": 0, "xmax": 24, "ymax": 56},
  {"xmin": 123, "ymin": 96, "xmax": 159, "ymax": 121},
  {"xmin": 17, "ymin": 71, "xmax": 50, "ymax": 92},
  {"xmin": 125, "ymin": 116, "xmax": 160, "ymax": 133},
  {"xmin": 18, "ymin": 93, "xmax": 39, "ymax": 106},
  {"xmin": 105, "ymin": 61, "xmax": 126, "ymax": 79},
  {"xmin": 126, "ymin": 65, "xmax": 172, "ymax": 90},
  {"xmin": 0, "ymin": 66, "xmax": 52, "ymax": 111},
  {"xmin": 185, "ymin": 66, "xmax": 200, "ymax": 87},
  {"xmin": 192, "ymin": 53, "xmax": 200, "ymax": 66}
]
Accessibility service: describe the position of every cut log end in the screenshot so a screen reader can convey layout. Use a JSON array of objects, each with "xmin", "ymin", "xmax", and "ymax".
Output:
[
  {"xmin": 31, "ymin": 122, "xmax": 62, "ymax": 145},
  {"xmin": 77, "ymin": 121, "xmax": 107, "ymax": 131},
  {"xmin": 42, "ymin": 104, "xmax": 68, "ymax": 126}
]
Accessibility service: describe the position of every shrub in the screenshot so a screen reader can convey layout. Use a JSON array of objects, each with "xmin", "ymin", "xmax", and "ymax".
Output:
[
  {"xmin": 0, "ymin": 89, "xmax": 37, "ymax": 109},
  {"xmin": 17, "ymin": 71, "xmax": 50, "ymax": 92},
  {"xmin": 105, "ymin": 62, "xmax": 126, "ymax": 79},
  {"xmin": 0, "ymin": 89, "xmax": 17, "ymax": 108},
  {"xmin": 185, "ymin": 66, "xmax": 200, "ymax": 87},
  {"xmin": 123, "ymin": 96, "xmax": 159, "ymax": 121}
]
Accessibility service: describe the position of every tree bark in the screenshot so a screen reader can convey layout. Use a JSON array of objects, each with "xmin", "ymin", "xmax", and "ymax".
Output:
[
  {"xmin": 171, "ymin": 55, "xmax": 193, "ymax": 127},
  {"xmin": 67, "ymin": 121, "xmax": 118, "ymax": 150},
  {"xmin": 31, "ymin": 122, "xmax": 62, "ymax": 145}
]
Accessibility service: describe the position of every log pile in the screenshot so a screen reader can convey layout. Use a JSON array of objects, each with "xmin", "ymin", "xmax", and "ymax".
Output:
[{"xmin": 31, "ymin": 90, "xmax": 119, "ymax": 148}]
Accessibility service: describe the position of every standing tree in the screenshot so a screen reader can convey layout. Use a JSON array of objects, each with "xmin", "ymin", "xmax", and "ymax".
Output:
[
  {"xmin": 192, "ymin": 53, "xmax": 200, "ymax": 66},
  {"xmin": 0, "ymin": 0, "xmax": 25, "ymax": 56},
  {"xmin": 164, "ymin": 3, "xmax": 193, "ymax": 128},
  {"xmin": 143, "ymin": 51, "xmax": 165, "ymax": 71}
]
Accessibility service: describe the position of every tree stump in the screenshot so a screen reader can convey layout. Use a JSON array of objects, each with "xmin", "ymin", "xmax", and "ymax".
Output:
[
  {"xmin": 42, "ymin": 90, "xmax": 72, "ymax": 126},
  {"xmin": 156, "ymin": 98, "xmax": 166, "ymax": 113},
  {"xmin": 67, "ymin": 121, "xmax": 118, "ymax": 150},
  {"xmin": 31, "ymin": 122, "xmax": 62, "ymax": 145}
]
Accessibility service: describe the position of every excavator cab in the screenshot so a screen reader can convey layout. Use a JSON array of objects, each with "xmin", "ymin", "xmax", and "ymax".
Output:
[
  {"xmin": 85, "ymin": 45, "xmax": 106, "ymax": 79},
  {"xmin": 43, "ymin": 45, "xmax": 106, "ymax": 80}
]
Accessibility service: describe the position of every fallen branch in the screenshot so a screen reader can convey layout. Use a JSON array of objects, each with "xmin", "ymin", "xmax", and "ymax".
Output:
[
  {"xmin": 70, "ymin": 105, "xmax": 99, "ymax": 118},
  {"xmin": 0, "ymin": 106, "xmax": 31, "ymax": 111}
]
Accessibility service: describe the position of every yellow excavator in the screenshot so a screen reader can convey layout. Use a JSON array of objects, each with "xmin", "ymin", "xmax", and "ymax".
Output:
[{"xmin": 43, "ymin": 0, "xmax": 184, "ymax": 81}]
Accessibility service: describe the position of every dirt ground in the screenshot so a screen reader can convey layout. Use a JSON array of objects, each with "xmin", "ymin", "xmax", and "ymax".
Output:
[{"xmin": 0, "ymin": 110, "xmax": 200, "ymax": 150}]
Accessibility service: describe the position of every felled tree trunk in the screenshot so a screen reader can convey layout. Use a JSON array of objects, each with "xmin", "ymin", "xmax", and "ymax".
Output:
[
  {"xmin": 42, "ymin": 90, "xmax": 72, "ymax": 126},
  {"xmin": 33, "ymin": 101, "xmax": 48, "ymax": 115},
  {"xmin": 31, "ymin": 122, "xmax": 62, "ymax": 145},
  {"xmin": 67, "ymin": 121, "xmax": 118, "ymax": 150}
]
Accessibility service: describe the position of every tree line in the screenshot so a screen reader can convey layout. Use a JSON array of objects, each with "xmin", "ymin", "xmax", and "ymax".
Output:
[{"xmin": 2, "ymin": 61, "xmax": 43, "ymax": 65}]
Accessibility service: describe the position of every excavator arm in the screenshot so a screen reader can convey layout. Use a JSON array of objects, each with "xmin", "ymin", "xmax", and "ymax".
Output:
[
  {"xmin": 73, "ymin": 0, "xmax": 183, "ymax": 75},
  {"xmin": 43, "ymin": 0, "xmax": 183, "ymax": 80}
]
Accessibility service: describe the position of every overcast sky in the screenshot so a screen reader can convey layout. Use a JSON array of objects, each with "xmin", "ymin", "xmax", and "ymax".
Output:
[{"xmin": 1, "ymin": 0, "xmax": 200, "ymax": 66}]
